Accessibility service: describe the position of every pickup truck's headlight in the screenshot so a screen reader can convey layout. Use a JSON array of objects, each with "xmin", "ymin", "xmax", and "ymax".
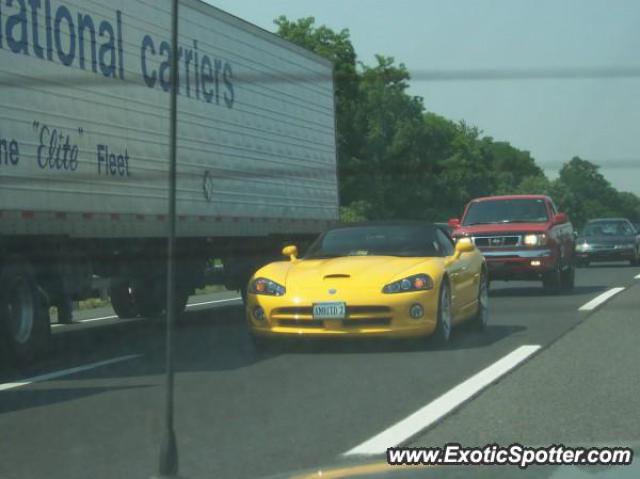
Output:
[
  {"xmin": 523, "ymin": 233, "xmax": 548, "ymax": 247},
  {"xmin": 250, "ymin": 278, "xmax": 286, "ymax": 296},
  {"xmin": 383, "ymin": 274, "xmax": 434, "ymax": 294}
]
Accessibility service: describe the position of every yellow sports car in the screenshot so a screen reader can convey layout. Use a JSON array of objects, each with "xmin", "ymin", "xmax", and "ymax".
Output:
[{"xmin": 246, "ymin": 222, "xmax": 488, "ymax": 345}]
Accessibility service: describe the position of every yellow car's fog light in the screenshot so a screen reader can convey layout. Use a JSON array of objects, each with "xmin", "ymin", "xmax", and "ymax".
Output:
[
  {"xmin": 253, "ymin": 306, "xmax": 266, "ymax": 321},
  {"xmin": 409, "ymin": 303, "xmax": 424, "ymax": 319}
]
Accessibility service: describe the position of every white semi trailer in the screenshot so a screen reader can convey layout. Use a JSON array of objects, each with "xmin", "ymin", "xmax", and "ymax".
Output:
[{"xmin": 0, "ymin": 0, "xmax": 338, "ymax": 364}]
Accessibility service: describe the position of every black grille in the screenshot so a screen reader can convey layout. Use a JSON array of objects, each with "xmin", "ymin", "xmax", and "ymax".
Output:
[
  {"xmin": 342, "ymin": 317, "xmax": 391, "ymax": 328},
  {"xmin": 278, "ymin": 319, "xmax": 323, "ymax": 328},
  {"xmin": 473, "ymin": 235, "xmax": 520, "ymax": 247},
  {"xmin": 273, "ymin": 305, "xmax": 391, "ymax": 316},
  {"xmin": 273, "ymin": 306, "xmax": 313, "ymax": 316},
  {"xmin": 277, "ymin": 317, "xmax": 392, "ymax": 328}
]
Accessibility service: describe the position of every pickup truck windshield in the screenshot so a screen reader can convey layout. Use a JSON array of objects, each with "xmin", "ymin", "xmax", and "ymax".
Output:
[{"xmin": 463, "ymin": 199, "xmax": 549, "ymax": 225}]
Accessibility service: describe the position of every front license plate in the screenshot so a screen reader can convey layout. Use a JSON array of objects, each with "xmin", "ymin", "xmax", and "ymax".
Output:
[{"xmin": 312, "ymin": 302, "xmax": 346, "ymax": 320}]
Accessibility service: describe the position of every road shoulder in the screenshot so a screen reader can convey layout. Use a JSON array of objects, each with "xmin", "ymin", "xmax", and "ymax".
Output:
[{"xmin": 410, "ymin": 281, "xmax": 640, "ymax": 448}]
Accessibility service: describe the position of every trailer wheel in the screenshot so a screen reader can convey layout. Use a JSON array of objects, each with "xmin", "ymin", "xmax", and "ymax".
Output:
[
  {"xmin": 0, "ymin": 258, "xmax": 51, "ymax": 365},
  {"xmin": 109, "ymin": 278, "xmax": 139, "ymax": 319},
  {"xmin": 136, "ymin": 282, "xmax": 165, "ymax": 318}
]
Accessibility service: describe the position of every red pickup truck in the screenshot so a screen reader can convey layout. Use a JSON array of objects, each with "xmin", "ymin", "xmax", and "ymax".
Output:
[{"xmin": 448, "ymin": 195, "xmax": 576, "ymax": 292}]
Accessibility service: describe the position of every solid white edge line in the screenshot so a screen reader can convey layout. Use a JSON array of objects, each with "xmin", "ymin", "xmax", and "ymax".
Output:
[
  {"xmin": 186, "ymin": 297, "xmax": 242, "ymax": 307},
  {"xmin": 80, "ymin": 315, "xmax": 118, "ymax": 323},
  {"xmin": 578, "ymin": 287, "xmax": 625, "ymax": 311},
  {"xmin": 343, "ymin": 345, "xmax": 541, "ymax": 456},
  {"xmin": 0, "ymin": 354, "xmax": 142, "ymax": 392}
]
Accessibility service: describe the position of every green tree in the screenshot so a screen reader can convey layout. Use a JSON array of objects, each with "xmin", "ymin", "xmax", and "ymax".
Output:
[
  {"xmin": 431, "ymin": 122, "xmax": 494, "ymax": 218},
  {"xmin": 339, "ymin": 200, "xmax": 371, "ymax": 223},
  {"xmin": 352, "ymin": 55, "xmax": 430, "ymax": 217},
  {"xmin": 616, "ymin": 192, "xmax": 640, "ymax": 223},
  {"xmin": 483, "ymin": 140, "xmax": 544, "ymax": 194},
  {"xmin": 276, "ymin": 16, "xmax": 640, "ymax": 226},
  {"xmin": 554, "ymin": 157, "xmax": 621, "ymax": 227},
  {"xmin": 274, "ymin": 17, "xmax": 361, "ymax": 204}
]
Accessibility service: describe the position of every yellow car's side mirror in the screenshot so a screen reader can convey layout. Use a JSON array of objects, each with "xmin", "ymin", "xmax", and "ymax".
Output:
[
  {"xmin": 282, "ymin": 245, "xmax": 298, "ymax": 261},
  {"xmin": 454, "ymin": 237, "xmax": 475, "ymax": 256}
]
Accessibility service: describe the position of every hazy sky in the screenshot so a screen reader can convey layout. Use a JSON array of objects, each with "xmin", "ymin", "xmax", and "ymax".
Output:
[{"xmin": 207, "ymin": 0, "xmax": 640, "ymax": 194}]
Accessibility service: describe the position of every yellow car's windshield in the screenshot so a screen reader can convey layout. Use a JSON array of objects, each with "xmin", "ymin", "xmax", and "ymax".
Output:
[{"xmin": 304, "ymin": 223, "xmax": 449, "ymax": 259}]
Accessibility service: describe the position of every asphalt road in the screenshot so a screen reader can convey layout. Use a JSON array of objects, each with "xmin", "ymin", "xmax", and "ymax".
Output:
[{"xmin": 0, "ymin": 263, "xmax": 638, "ymax": 479}]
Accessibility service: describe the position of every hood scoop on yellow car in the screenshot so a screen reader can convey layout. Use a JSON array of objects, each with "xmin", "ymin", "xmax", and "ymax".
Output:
[{"xmin": 323, "ymin": 274, "xmax": 351, "ymax": 279}]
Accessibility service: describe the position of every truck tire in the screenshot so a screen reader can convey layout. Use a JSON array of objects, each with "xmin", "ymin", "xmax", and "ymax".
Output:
[
  {"xmin": 542, "ymin": 263, "xmax": 562, "ymax": 294},
  {"xmin": 109, "ymin": 278, "xmax": 139, "ymax": 318},
  {"xmin": 136, "ymin": 279, "xmax": 189, "ymax": 319},
  {"xmin": 0, "ymin": 258, "xmax": 51, "ymax": 365},
  {"xmin": 135, "ymin": 281, "xmax": 164, "ymax": 318}
]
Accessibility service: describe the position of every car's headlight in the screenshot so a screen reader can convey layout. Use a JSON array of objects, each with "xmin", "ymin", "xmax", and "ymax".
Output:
[
  {"xmin": 383, "ymin": 274, "xmax": 434, "ymax": 294},
  {"xmin": 523, "ymin": 233, "xmax": 548, "ymax": 247},
  {"xmin": 249, "ymin": 278, "xmax": 286, "ymax": 296},
  {"xmin": 575, "ymin": 242, "xmax": 590, "ymax": 252}
]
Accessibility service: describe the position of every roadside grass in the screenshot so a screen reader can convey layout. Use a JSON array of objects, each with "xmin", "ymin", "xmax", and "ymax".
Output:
[{"xmin": 195, "ymin": 284, "xmax": 227, "ymax": 295}]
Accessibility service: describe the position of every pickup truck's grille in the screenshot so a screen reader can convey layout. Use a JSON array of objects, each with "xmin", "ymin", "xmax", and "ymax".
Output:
[{"xmin": 472, "ymin": 235, "xmax": 521, "ymax": 247}]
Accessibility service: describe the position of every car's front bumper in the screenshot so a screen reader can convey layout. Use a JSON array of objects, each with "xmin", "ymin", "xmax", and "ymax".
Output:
[
  {"xmin": 250, "ymin": 324, "xmax": 436, "ymax": 339},
  {"xmin": 481, "ymin": 248, "xmax": 556, "ymax": 280},
  {"xmin": 246, "ymin": 290, "xmax": 439, "ymax": 339}
]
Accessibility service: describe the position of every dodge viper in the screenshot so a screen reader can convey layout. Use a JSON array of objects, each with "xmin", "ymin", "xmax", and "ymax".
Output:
[{"xmin": 246, "ymin": 222, "xmax": 488, "ymax": 345}]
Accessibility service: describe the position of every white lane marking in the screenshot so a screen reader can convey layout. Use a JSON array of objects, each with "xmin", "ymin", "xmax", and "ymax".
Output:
[
  {"xmin": 80, "ymin": 315, "xmax": 118, "ymax": 323},
  {"xmin": 52, "ymin": 297, "xmax": 243, "ymax": 327},
  {"xmin": 578, "ymin": 287, "xmax": 625, "ymax": 311},
  {"xmin": 0, "ymin": 354, "xmax": 142, "ymax": 392},
  {"xmin": 635, "ymin": 274, "xmax": 640, "ymax": 279},
  {"xmin": 186, "ymin": 297, "xmax": 242, "ymax": 307},
  {"xmin": 344, "ymin": 345, "xmax": 541, "ymax": 456}
]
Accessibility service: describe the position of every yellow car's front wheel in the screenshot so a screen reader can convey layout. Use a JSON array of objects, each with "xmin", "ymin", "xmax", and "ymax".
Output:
[
  {"xmin": 434, "ymin": 280, "xmax": 452, "ymax": 344},
  {"xmin": 473, "ymin": 271, "xmax": 489, "ymax": 331}
]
